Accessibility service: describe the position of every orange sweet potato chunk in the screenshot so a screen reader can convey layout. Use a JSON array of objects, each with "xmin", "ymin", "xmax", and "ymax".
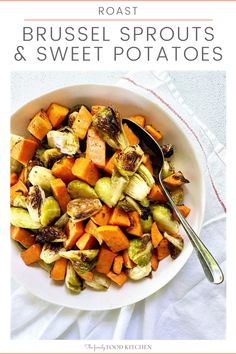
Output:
[
  {"xmin": 47, "ymin": 103, "xmax": 69, "ymax": 128},
  {"xmin": 27, "ymin": 110, "xmax": 52, "ymax": 140}
]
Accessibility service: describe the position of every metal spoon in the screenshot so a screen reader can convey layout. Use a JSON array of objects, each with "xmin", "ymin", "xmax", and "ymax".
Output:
[{"xmin": 122, "ymin": 118, "xmax": 224, "ymax": 284}]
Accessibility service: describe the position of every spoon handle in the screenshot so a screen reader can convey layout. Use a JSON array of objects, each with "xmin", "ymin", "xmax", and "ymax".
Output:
[{"xmin": 159, "ymin": 180, "xmax": 224, "ymax": 284}]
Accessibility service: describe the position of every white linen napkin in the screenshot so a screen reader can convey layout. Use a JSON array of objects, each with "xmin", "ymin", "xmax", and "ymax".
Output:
[{"xmin": 11, "ymin": 71, "xmax": 226, "ymax": 340}]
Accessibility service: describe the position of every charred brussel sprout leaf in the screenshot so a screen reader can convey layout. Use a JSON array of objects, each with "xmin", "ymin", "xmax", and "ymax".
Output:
[
  {"xmin": 137, "ymin": 164, "xmax": 155, "ymax": 188},
  {"xmin": 47, "ymin": 129, "xmax": 79, "ymax": 155},
  {"xmin": 117, "ymin": 196, "xmax": 142, "ymax": 213},
  {"xmin": 54, "ymin": 213, "xmax": 70, "ymax": 229},
  {"xmin": 162, "ymin": 144, "xmax": 174, "ymax": 158},
  {"xmin": 65, "ymin": 262, "xmax": 82, "ymax": 294},
  {"xmin": 35, "ymin": 147, "xmax": 46, "ymax": 161},
  {"xmin": 161, "ymin": 161, "xmax": 175, "ymax": 179},
  {"xmin": 164, "ymin": 232, "xmax": 184, "ymax": 259},
  {"xmin": 128, "ymin": 235, "xmax": 153, "ymax": 267},
  {"xmin": 26, "ymin": 185, "xmax": 46, "ymax": 222},
  {"xmin": 127, "ymin": 263, "xmax": 152, "ymax": 280},
  {"xmin": 12, "ymin": 195, "xmax": 27, "ymax": 209},
  {"xmin": 10, "ymin": 207, "xmax": 41, "ymax": 229},
  {"xmin": 110, "ymin": 171, "xmax": 129, "ymax": 206},
  {"xmin": 59, "ymin": 249, "xmax": 99, "ymax": 274},
  {"xmin": 11, "ymin": 157, "xmax": 23, "ymax": 174},
  {"xmin": 94, "ymin": 177, "xmax": 113, "ymax": 208},
  {"xmin": 151, "ymin": 204, "xmax": 179, "ymax": 235},
  {"xmin": 28, "ymin": 166, "xmax": 55, "ymax": 193},
  {"xmin": 40, "ymin": 243, "xmax": 65, "ymax": 264},
  {"xmin": 141, "ymin": 214, "xmax": 153, "ymax": 233},
  {"xmin": 85, "ymin": 272, "xmax": 111, "ymax": 291},
  {"xmin": 170, "ymin": 187, "xmax": 184, "ymax": 205},
  {"xmin": 67, "ymin": 198, "xmax": 102, "ymax": 221},
  {"xmin": 92, "ymin": 107, "xmax": 128, "ymax": 149},
  {"xmin": 115, "ymin": 145, "xmax": 144, "ymax": 177},
  {"xmin": 40, "ymin": 148, "xmax": 64, "ymax": 168},
  {"xmin": 40, "ymin": 196, "xmax": 61, "ymax": 227},
  {"xmin": 67, "ymin": 180, "xmax": 98, "ymax": 199},
  {"xmin": 125, "ymin": 174, "xmax": 151, "ymax": 201},
  {"xmin": 35, "ymin": 226, "xmax": 67, "ymax": 243},
  {"xmin": 37, "ymin": 259, "xmax": 53, "ymax": 273}
]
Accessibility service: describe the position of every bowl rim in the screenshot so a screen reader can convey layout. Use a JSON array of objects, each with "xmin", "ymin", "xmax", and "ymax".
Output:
[{"xmin": 11, "ymin": 83, "xmax": 206, "ymax": 310}]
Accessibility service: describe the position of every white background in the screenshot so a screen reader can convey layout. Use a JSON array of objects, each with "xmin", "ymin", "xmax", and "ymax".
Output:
[{"xmin": 0, "ymin": 0, "xmax": 235, "ymax": 352}]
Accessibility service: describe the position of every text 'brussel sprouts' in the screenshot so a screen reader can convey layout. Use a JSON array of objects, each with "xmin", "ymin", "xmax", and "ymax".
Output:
[
  {"xmin": 115, "ymin": 145, "xmax": 144, "ymax": 177},
  {"xmin": 47, "ymin": 129, "xmax": 79, "ymax": 155},
  {"xmin": 65, "ymin": 262, "xmax": 82, "ymax": 294},
  {"xmin": 67, "ymin": 198, "xmax": 102, "ymax": 221},
  {"xmin": 127, "ymin": 263, "xmax": 152, "ymax": 280},
  {"xmin": 67, "ymin": 180, "xmax": 98, "ymax": 199},
  {"xmin": 151, "ymin": 204, "xmax": 179, "ymax": 235},
  {"xmin": 92, "ymin": 107, "xmax": 128, "ymax": 149},
  {"xmin": 128, "ymin": 235, "xmax": 153, "ymax": 267},
  {"xmin": 59, "ymin": 249, "xmax": 99, "ymax": 274},
  {"xmin": 10, "ymin": 207, "xmax": 41, "ymax": 229}
]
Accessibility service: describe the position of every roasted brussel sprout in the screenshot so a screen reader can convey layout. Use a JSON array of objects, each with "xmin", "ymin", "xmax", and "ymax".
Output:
[
  {"xmin": 12, "ymin": 195, "xmax": 27, "ymax": 209},
  {"xmin": 125, "ymin": 174, "xmax": 151, "ymax": 201},
  {"xmin": 169, "ymin": 187, "xmax": 184, "ymax": 205},
  {"xmin": 85, "ymin": 272, "xmax": 111, "ymax": 291},
  {"xmin": 94, "ymin": 177, "xmax": 113, "ymax": 208},
  {"xmin": 35, "ymin": 227, "xmax": 67, "ymax": 243},
  {"xmin": 40, "ymin": 243, "xmax": 65, "ymax": 264},
  {"xmin": 37, "ymin": 260, "xmax": 53, "ymax": 273},
  {"xmin": 128, "ymin": 235, "xmax": 153, "ymax": 267},
  {"xmin": 161, "ymin": 144, "xmax": 174, "ymax": 158},
  {"xmin": 65, "ymin": 262, "xmax": 82, "ymax": 294},
  {"xmin": 137, "ymin": 164, "xmax": 155, "ymax": 187},
  {"xmin": 59, "ymin": 249, "xmax": 99, "ymax": 274},
  {"xmin": 110, "ymin": 172, "xmax": 129, "ymax": 206},
  {"xmin": 10, "ymin": 157, "xmax": 22, "ymax": 174},
  {"xmin": 47, "ymin": 129, "xmax": 79, "ymax": 155},
  {"xmin": 10, "ymin": 207, "xmax": 41, "ymax": 229},
  {"xmin": 161, "ymin": 161, "xmax": 175, "ymax": 179},
  {"xmin": 115, "ymin": 145, "xmax": 144, "ymax": 177},
  {"xmin": 40, "ymin": 148, "xmax": 63, "ymax": 168},
  {"xmin": 151, "ymin": 204, "xmax": 179, "ymax": 235},
  {"xmin": 40, "ymin": 196, "xmax": 61, "ymax": 227},
  {"xmin": 164, "ymin": 232, "xmax": 184, "ymax": 259},
  {"xmin": 92, "ymin": 107, "xmax": 128, "ymax": 149},
  {"xmin": 67, "ymin": 198, "xmax": 102, "ymax": 221},
  {"xmin": 140, "ymin": 214, "xmax": 153, "ymax": 233},
  {"xmin": 54, "ymin": 213, "xmax": 70, "ymax": 228},
  {"xmin": 127, "ymin": 263, "xmax": 152, "ymax": 280},
  {"xmin": 26, "ymin": 185, "xmax": 46, "ymax": 222},
  {"xmin": 117, "ymin": 196, "xmax": 142, "ymax": 213},
  {"xmin": 67, "ymin": 180, "xmax": 98, "ymax": 199},
  {"xmin": 28, "ymin": 166, "xmax": 55, "ymax": 193}
]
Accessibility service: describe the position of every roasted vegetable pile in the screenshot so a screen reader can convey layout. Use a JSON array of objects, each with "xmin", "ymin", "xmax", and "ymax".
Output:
[{"xmin": 10, "ymin": 103, "xmax": 191, "ymax": 294}]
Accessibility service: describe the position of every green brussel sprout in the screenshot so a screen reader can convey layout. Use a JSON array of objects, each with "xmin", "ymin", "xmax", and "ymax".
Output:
[
  {"xmin": 85, "ymin": 272, "xmax": 111, "ymax": 291},
  {"xmin": 137, "ymin": 164, "xmax": 155, "ymax": 187},
  {"xmin": 40, "ymin": 196, "xmax": 61, "ymax": 227},
  {"xmin": 10, "ymin": 207, "xmax": 41, "ymax": 229},
  {"xmin": 67, "ymin": 198, "xmax": 102, "ymax": 221},
  {"xmin": 161, "ymin": 161, "xmax": 175, "ymax": 179},
  {"xmin": 117, "ymin": 196, "xmax": 142, "ymax": 213},
  {"xmin": 67, "ymin": 180, "xmax": 98, "ymax": 199},
  {"xmin": 115, "ymin": 145, "xmax": 144, "ymax": 177},
  {"xmin": 40, "ymin": 148, "xmax": 63, "ymax": 168},
  {"xmin": 65, "ymin": 262, "xmax": 82, "ymax": 294},
  {"xmin": 28, "ymin": 166, "xmax": 55, "ymax": 193},
  {"xmin": 110, "ymin": 171, "xmax": 129, "ymax": 206},
  {"xmin": 125, "ymin": 174, "xmax": 151, "ymax": 201},
  {"xmin": 164, "ymin": 232, "xmax": 184, "ymax": 259},
  {"xmin": 127, "ymin": 263, "xmax": 152, "ymax": 280},
  {"xmin": 141, "ymin": 214, "xmax": 153, "ymax": 233},
  {"xmin": 94, "ymin": 177, "xmax": 113, "ymax": 208},
  {"xmin": 140, "ymin": 197, "xmax": 150, "ymax": 208},
  {"xmin": 54, "ymin": 213, "xmax": 70, "ymax": 228},
  {"xmin": 47, "ymin": 129, "xmax": 80, "ymax": 155},
  {"xmin": 10, "ymin": 133, "xmax": 23, "ymax": 150},
  {"xmin": 35, "ymin": 147, "xmax": 46, "ymax": 161},
  {"xmin": 37, "ymin": 260, "xmax": 53, "ymax": 273},
  {"xmin": 12, "ymin": 195, "xmax": 27, "ymax": 209},
  {"xmin": 92, "ymin": 107, "xmax": 128, "ymax": 149},
  {"xmin": 151, "ymin": 205, "xmax": 179, "ymax": 235},
  {"xmin": 10, "ymin": 157, "xmax": 22, "ymax": 174},
  {"xmin": 128, "ymin": 235, "xmax": 153, "ymax": 267},
  {"xmin": 35, "ymin": 227, "xmax": 67, "ymax": 243},
  {"xmin": 26, "ymin": 185, "xmax": 46, "ymax": 222},
  {"xmin": 59, "ymin": 249, "xmax": 99, "ymax": 274},
  {"xmin": 40, "ymin": 243, "xmax": 65, "ymax": 264},
  {"xmin": 169, "ymin": 187, "xmax": 184, "ymax": 205}
]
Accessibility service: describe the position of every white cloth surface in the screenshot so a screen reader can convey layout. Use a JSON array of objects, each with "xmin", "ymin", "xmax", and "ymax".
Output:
[{"xmin": 11, "ymin": 71, "xmax": 226, "ymax": 340}]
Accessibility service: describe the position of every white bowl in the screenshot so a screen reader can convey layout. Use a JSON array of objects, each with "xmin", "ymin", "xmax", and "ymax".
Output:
[{"xmin": 11, "ymin": 84, "xmax": 205, "ymax": 310}]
